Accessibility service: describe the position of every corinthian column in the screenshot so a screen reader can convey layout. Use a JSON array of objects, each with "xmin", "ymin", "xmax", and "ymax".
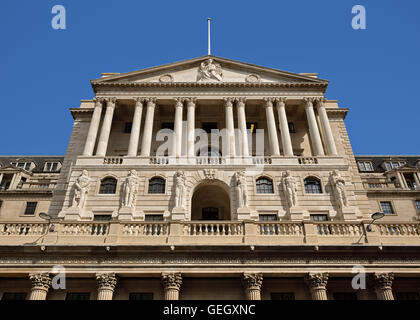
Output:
[
  {"xmin": 373, "ymin": 273, "xmax": 394, "ymax": 300},
  {"xmin": 242, "ymin": 273, "xmax": 263, "ymax": 300},
  {"xmin": 186, "ymin": 98, "xmax": 196, "ymax": 158},
  {"xmin": 263, "ymin": 98, "xmax": 280, "ymax": 156},
  {"xmin": 161, "ymin": 272, "xmax": 182, "ymax": 300},
  {"xmin": 275, "ymin": 98, "xmax": 294, "ymax": 156},
  {"xmin": 127, "ymin": 98, "xmax": 144, "ymax": 157},
  {"xmin": 173, "ymin": 98, "xmax": 184, "ymax": 157},
  {"xmin": 305, "ymin": 273, "xmax": 329, "ymax": 300},
  {"xmin": 224, "ymin": 98, "xmax": 236, "ymax": 157},
  {"xmin": 29, "ymin": 273, "xmax": 51, "ymax": 300},
  {"xmin": 83, "ymin": 97, "xmax": 104, "ymax": 156},
  {"xmin": 96, "ymin": 98, "xmax": 116, "ymax": 157},
  {"xmin": 96, "ymin": 273, "xmax": 117, "ymax": 300},
  {"xmin": 236, "ymin": 98, "xmax": 249, "ymax": 157},
  {"xmin": 303, "ymin": 98, "xmax": 325, "ymax": 156},
  {"xmin": 140, "ymin": 98, "xmax": 157, "ymax": 157},
  {"xmin": 315, "ymin": 98, "xmax": 338, "ymax": 156}
]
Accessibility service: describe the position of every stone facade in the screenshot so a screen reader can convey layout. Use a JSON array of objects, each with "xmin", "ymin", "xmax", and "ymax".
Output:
[{"xmin": 0, "ymin": 56, "xmax": 419, "ymax": 300}]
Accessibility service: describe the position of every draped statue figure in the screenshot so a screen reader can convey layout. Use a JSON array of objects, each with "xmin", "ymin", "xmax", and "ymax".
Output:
[
  {"xmin": 174, "ymin": 171, "xmax": 186, "ymax": 209},
  {"xmin": 72, "ymin": 170, "xmax": 90, "ymax": 209},
  {"xmin": 282, "ymin": 171, "xmax": 298, "ymax": 209},
  {"xmin": 329, "ymin": 170, "xmax": 348, "ymax": 209},
  {"xmin": 122, "ymin": 170, "xmax": 139, "ymax": 208},
  {"xmin": 235, "ymin": 171, "xmax": 249, "ymax": 208}
]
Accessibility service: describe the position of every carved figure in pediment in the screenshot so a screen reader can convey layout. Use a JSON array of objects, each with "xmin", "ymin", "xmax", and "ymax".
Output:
[{"xmin": 198, "ymin": 59, "xmax": 223, "ymax": 81}]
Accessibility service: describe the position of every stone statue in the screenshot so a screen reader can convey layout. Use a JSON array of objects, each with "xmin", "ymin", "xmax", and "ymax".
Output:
[
  {"xmin": 72, "ymin": 170, "xmax": 90, "ymax": 209},
  {"xmin": 235, "ymin": 171, "xmax": 248, "ymax": 208},
  {"xmin": 329, "ymin": 170, "xmax": 348, "ymax": 209},
  {"xmin": 282, "ymin": 171, "xmax": 298, "ymax": 208},
  {"xmin": 174, "ymin": 171, "xmax": 186, "ymax": 209},
  {"xmin": 122, "ymin": 170, "xmax": 139, "ymax": 208},
  {"xmin": 197, "ymin": 59, "xmax": 223, "ymax": 81}
]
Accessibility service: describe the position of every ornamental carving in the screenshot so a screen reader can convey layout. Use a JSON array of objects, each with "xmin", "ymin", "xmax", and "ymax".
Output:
[
  {"xmin": 305, "ymin": 273, "xmax": 329, "ymax": 289},
  {"xmin": 282, "ymin": 171, "xmax": 298, "ymax": 209},
  {"xmin": 329, "ymin": 170, "xmax": 348, "ymax": 210},
  {"xmin": 161, "ymin": 272, "xmax": 183, "ymax": 290},
  {"xmin": 235, "ymin": 171, "xmax": 249, "ymax": 208},
  {"xmin": 372, "ymin": 273, "xmax": 394, "ymax": 290},
  {"xmin": 159, "ymin": 74, "xmax": 174, "ymax": 83},
  {"xmin": 245, "ymin": 74, "xmax": 261, "ymax": 83},
  {"xmin": 121, "ymin": 170, "xmax": 139, "ymax": 208},
  {"xmin": 29, "ymin": 273, "xmax": 51, "ymax": 290},
  {"xmin": 197, "ymin": 59, "xmax": 223, "ymax": 81},
  {"xmin": 242, "ymin": 273, "xmax": 263, "ymax": 290},
  {"xmin": 203, "ymin": 169, "xmax": 217, "ymax": 181},
  {"xmin": 72, "ymin": 170, "xmax": 90, "ymax": 209},
  {"xmin": 96, "ymin": 272, "xmax": 117, "ymax": 290},
  {"xmin": 174, "ymin": 171, "xmax": 186, "ymax": 209}
]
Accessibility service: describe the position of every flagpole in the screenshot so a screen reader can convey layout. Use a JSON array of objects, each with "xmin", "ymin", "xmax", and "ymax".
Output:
[{"xmin": 207, "ymin": 18, "xmax": 211, "ymax": 55}]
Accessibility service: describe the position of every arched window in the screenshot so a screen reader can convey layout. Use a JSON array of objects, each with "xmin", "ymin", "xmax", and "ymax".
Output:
[
  {"xmin": 148, "ymin": 177, "xmax": 166, "ymax": 194},
  {"xmin": 99, "ymin": 177, "xmax": 117, "ymax": 194},
  {"xmin": 256, "ymin": 177, "xmax": 274, "ymax": 194},
  {"xmin": 304, "ymin": 177, "xmax": 322, "ymax": 194}
]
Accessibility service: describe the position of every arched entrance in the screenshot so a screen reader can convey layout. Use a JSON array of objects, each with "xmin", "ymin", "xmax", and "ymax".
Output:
[{"xmin": 191, "ymin": 182, "xmax": 231, "ymax": 221}]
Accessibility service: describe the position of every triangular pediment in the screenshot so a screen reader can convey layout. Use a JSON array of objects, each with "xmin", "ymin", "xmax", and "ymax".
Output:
[{"xmin": 92, "ymin": 55, "xmax": 328, "ymax": 86}]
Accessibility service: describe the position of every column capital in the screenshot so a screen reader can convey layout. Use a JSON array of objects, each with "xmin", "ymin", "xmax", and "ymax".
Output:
[
  {"xmin": 161, "ymin": 272, "xmax": 183, "ymax": 291},
  {"xmin": 96, "ymin": 272, "xmax": 117, "ymax": 291},
  {"xmin": 223, "ymin": 97, "xmax": 234, "ymax": 107},
  {"xmin": 314, "ymin": 97, "xmax": 327, "ymax": 106},
  {"xmin": 104, "ymin": 97, "xmax": 117, "ymax": 105},
  {"xmin": 372, "ymin": 272, "xmax": 394, "ymax": 290},
  {"xmin": 242, "ymin": 273, "xmax": 263, "ymax": 290},
  {"xmin": 93, "ymin": 97, "xmax": 106, "ymax": 105},
  {"xmin": 263, "ymin": 97, "xmax": 275, "ymax": 108},
  {"xmin": 234, "ymin": 97, "xmax": 247, "ymax": 105},
  {"xmin": 144, "ymin": 97, "xmax": 157, "ymax": 105},
  {"xmin": 29, "ymin": 273, "xmax": 51, "ymax": 291},
  {"xmin": 133, "ymin": 97, "xmax": 145, "ymax": 105},
  {"xmin": 174, "ymin": 97, "xmax": 185, "ymax": 107},
  {"xmin": 302, "ymin": 97, "xmax": 316, "ymax": 107},
  {"xmin": 305, "ymin": 272, "xmax": 329, "ymax": 290},
  {"xmin": 274, "ymin": 97, "xmax": 287, "ymax": 106}
]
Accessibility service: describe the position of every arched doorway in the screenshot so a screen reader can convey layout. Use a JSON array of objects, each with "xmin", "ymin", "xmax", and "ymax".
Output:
[{"xmin": 191, "ymin": 182, "xmax": 231, "ymax": 221}]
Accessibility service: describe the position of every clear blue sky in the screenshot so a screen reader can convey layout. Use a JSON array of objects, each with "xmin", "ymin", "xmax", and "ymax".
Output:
[{"xmin": 0, "ymin": 0, "xmax": 419, "ymax": 155}]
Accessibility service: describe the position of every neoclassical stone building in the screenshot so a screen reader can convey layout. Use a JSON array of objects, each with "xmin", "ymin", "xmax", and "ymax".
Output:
[{"xmin": 0, "ymin": 56, "xmax": 419, "ymax": 300}]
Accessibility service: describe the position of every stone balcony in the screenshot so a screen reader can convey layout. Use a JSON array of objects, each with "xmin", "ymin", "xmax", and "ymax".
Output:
[
  {"xmin": 1, "ymin": 220, "xmax": 419, "ymax": 247},
  {"xmin": 75, "ymin": 155, "xmax": 346, "ymax": 167}
]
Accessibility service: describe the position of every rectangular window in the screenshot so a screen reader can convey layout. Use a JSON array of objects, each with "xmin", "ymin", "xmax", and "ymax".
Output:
[
  {"xmin": 380, "ymin": 201, "xmax": 394, "ymax": 215},
  {"xmin": 333, "ymin": 292, "xmax": 357, "ymax": 300},
  {"xmin": 161, "ymin": 122, "xmax": 174, "ymax": 131},
  {"xmin": 271, "ymin": 292, "xmax": 295, "ymax": 300},
  {"xmin": 259, "ymin": 214, "xmax": 278, "ymax": 221},
  {"xmin": 310, "ymin": 214, "xmax": 329, "ymax": 222},
  {"xmin": 145, "ymin": 214, "xmax": 164, "ymax": 221},
  {"xmin": 415, "ymin": 200, "xmax": 420, "ymax": 212},
  {"xmin": 129, "ymin": 293, "xmax": 154, "ymax": 300},
  {"xmin": 358, "ymin": 161, "xmax": 373, "ymax": 172},
  {"xmin": 24, "ymin": 202, "xmax": 37, "ymax": 215},
  {"xmin": 202, "ymin": 122, "xmax": 218, "ymax": 134},
  {"xmin": 385, "ymin": 162, "xmax": 392, "ymax": 171},
  {"xmin": 93, "ymin": 215, "xmax": 112, "ymax": 221},
  {"xmin": 288, "ymin": 122, "xmax": 295, "ymax": 133},
  {"xmin": 65, "ymin": 293, "xmax": 91, "ymax": 301},
  {"xmin": 246, "ymin": 122, "xmax": 258, "ymax": 134},
  {"xmin": 395, "ymin": 292, "xmax": 420, "ymax": 300},
  {"xmin": 39, "ymin": 184, "xmax": 50, "ymax": 189},
  {"xmin": 12, "ymin": 162, "xmax": 31, "ymax": 171},
  {"xmin": 1, "ymin": 292, "xmax": 27, "ymax": 301},
  {"xmin": 124, "ymin": 122, "xmax": 132, "ymax": 133},
  {"xmin": 44, "ymin": 162, "xmax": 59, "ymax": 172}
]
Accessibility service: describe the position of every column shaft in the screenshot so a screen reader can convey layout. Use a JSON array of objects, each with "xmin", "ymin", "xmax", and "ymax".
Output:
[
  {"xmin": 264, "ymin": 99, "xmax": 280, "ymax": 156},
  {"xmin": 140, "ymin": 98, "xmax": 157, "ymax": 157},
  {"xmin": 186, "ymin": 99, "xmax": 196, "ymax": 158},
  {"xmin": 96, "ymin": 273, "xmax": 117, "ymax": 301},
  {"xmin": 414, "ymin": 173, "xmax": 420, "ymax": 190},
  {"xmin": 316, "ymin": 98, "xmax": 338, "ymax": 156},
  {"xmin": 96, "ymin": 98, "xmax": 116, "ymax": 157},
  {"xmin": 275, "ymin": 98, "xmax": 294, "ymax": 156},
  {"xmin": 237, "ymin": 98, "xmax": 249, "ymax": 157},
  {"xmin": 173, "ymin": 98, "xmax": 184, "ymax": 157},
  {"xmin": 304, "ymin": 98, "xmax": 325, "ymax": 156},
  {"xmin": 224, "ymin": 98, "xmax": 236, "ymax": 157},
  {"xmin": 127, "ymin": 98, "xmax": 144, "ymax": 157},
  {"xmin": 83, "ymin": 98, "xmax": 103, "ymax": 156}
]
